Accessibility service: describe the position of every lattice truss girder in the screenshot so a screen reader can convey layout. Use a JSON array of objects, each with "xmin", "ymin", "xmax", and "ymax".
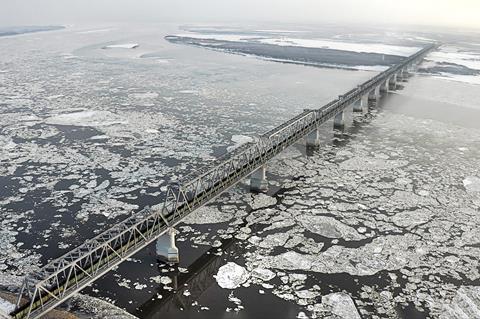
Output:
[{"xmin": 12, "ymin": 44, "xmax": 436, "ymax": 319}]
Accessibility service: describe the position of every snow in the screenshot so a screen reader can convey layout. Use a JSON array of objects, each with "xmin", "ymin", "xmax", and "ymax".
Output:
[
  {"xmin": 422, "ymin": 45, "xmax": 480, "ymax": 85},
  {"xmin": 104, "ymin": 43, "xmax": 139, "ymax": 49},
  {"xmin": 172, "ymin": 33, "xmax": 255, "ymax": 42},
  {"xmin": 174, "ymin": 32, "xmax": 420, "ymax": 57},
  {"xmin": 215, "ymin": 262, "xmax": 249, "ymax": 289},
  {"xmin": 427, "ymin": 46, "xmax": 480, "ymax": 71},
  {"xmin": 259, "ymin": 38, "xmax": 421, "ymax": 57}
]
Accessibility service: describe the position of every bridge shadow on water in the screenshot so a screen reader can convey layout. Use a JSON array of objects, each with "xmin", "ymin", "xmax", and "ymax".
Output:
[
  {"xmin": 134, "ymin": 218, "xmax": 304, "ymax": 319},
  {"xmin": 128, "ymin": 85, "xmax": 425, "ymax": 319}
]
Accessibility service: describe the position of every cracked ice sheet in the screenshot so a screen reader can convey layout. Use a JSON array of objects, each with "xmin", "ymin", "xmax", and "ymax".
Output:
[
  {"xmin": 195, "ymin": 111, "xmax": 480, "ymax": 317},
  {"xmin": 182, "ymin": 205, "xmax": 245, "ymax": 225},
  {"xmin": 437, "ymin": 286, "xmax": 480, "ymax": 319}
]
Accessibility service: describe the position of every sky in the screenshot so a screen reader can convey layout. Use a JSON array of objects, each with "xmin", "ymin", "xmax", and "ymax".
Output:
[{"xmin": 1, "ymin": 0, "xmax": 480, "ymax": 30}]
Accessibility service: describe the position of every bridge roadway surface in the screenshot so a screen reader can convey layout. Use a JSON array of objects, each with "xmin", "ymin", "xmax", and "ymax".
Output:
[{"xmin": 8, "ymin": 44, "xmax": 436, "ymax": 319}]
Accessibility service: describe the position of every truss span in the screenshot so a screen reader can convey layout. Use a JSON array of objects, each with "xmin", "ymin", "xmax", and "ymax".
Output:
[{"xmin": 10, "ymin": 44, "xmax": 436, "ymax": 319}]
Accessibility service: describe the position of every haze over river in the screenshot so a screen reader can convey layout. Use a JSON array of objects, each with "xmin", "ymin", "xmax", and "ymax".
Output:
[{"xmin": 0, "ymin": 23, "xmax": 479, "ymax": 318}]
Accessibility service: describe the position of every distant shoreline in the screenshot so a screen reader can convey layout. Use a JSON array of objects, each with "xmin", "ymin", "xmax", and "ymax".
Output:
[{"xmin": 0, "ymin": 25, "xmax": 65, "ymax": 38}]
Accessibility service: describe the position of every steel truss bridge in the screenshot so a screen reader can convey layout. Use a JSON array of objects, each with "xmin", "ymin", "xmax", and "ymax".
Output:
[{"xmin": 9, "ymin": 44, "xmax": 436, "ymax": 319}]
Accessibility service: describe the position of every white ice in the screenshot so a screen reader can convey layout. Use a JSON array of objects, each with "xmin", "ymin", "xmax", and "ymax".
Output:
[
  {"xmin": 215, "ymin": 262, "xmax": 249, "ymax": 289},
  {"xmin": 440, "ymin": 286, "xmax": 480, "ymax": 319},
  {"xmin": 104, "ymin": 43, "xmax": 139, "ymax": 49},
  {"xmin": 227, "ymin": 135, "xmax": 254, "ymax": 152},
  {"xmin": 45, "ymin": 110, "xmax": 127, "ymax": 127},
  {"xmin": 182, "ymin": 205, "xmax": 238, "ymax": 224},
  {"xmin": 0, "ymin": 297, "xmax": 14, "ymax": 315},
  {"xmin": 296, "ymin": 215, "xmax": 364, "ymax": 240},
  {"xmin": 172, "ymin": 33, "xmax": 257, "ymax": 43},
  {"xmin": 173, "ymin": 33, "xmax": 420, "ymax": 57},
  {"xmin": 463, "ymin": 176, "xmax": 480, "ymax": 193},
  {"xmin": 427, "ymin": 46, "xmax": 480, "ymax": 71},
  {"xmin": 258, "ymin": 38, "xmax": 421, "ymax": 57},
  {"xmin": 321, "ymin": 293, "xmax": 361, "ymax": 319}
]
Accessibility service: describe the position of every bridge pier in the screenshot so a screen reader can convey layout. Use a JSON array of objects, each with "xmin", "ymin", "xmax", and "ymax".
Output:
[
  {"xmin": 399, "ymin": 68, "xmax": 408, "ymax": 82},
  {"xmin": 333, "ymin": 111, "xmax": 345, "ymax": 129},
  {"xmin": 380, "ymin": 78, "xmax": 389, "ymax": 93},
  {"xmin": 389, "ymin": 74, "xmax": 398, "ymax": 90},
  {"xmin": 353, "ymin": 94, "xmax": 369, "ymax": 113},
  {"xmin": 368, "ymin": 86, "xmax": 380, "ymax": 106},
  {"xmin": 250, "ymin": 164, "xmax": 268, "ymax": 192},
  {"xmin": 306, "ymin": 127, "xmax": 321, "ymax": 148},
  {"xmin": 156, "ymin": 227, "xmax": 179, "ymax": 263}
]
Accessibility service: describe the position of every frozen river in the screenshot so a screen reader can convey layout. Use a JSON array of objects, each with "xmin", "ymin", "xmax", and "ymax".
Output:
[{"xmin": 0, "ymin": 23, "xmax": 479, "ymax": 318}]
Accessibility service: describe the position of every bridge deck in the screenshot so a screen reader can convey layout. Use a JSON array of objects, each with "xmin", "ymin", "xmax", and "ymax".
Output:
[{"xmin": 11, "ymin": 44, "xmax": 436, "ymax": 319}]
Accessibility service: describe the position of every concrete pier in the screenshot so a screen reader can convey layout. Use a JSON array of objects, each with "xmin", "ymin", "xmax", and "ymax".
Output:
[
  {"xmin": 156, "ymin": 228, "xmax": 179, "ymax": 263},
  {"xmin": 399, "ymin": 68, "xmax": 408, "ymax": 82},
  {"xmin": 353, "ymin": 94, "xmax": 369, "ymax": 113},
  {"xmin": 369, "ymin": 85, "xmax": 380, "ymax": 104},
  {"xmin": 306, "ymin": 128, "xmax": 321, "ymax": 148},
  {"xmin": 389, "ymin": 74, "xmax": 397, "ymax": 90},
  {"xmin": 380, "ymin": 78, "xmax": 389, "ymax": 93},
  {"xmin": 250, "ymin": 164, "xmax": 268, "ymax": 192},
  {"xmin": 333, "ymin": 111, "xmax": 345, "ymax": 129}
]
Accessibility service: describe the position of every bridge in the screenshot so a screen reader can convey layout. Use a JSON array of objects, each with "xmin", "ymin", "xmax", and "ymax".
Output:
[{"xmin": 8, "ymin": 43, "xmax": 436, "ymax": 319}]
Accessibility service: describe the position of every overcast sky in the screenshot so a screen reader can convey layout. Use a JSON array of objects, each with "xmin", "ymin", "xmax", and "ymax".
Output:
[{"xmin": 1, "ymin": 0, "xmax": 480, "ymax": 29}]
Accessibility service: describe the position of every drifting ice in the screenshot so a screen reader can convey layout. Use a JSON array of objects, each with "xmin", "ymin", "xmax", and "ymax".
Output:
[{"xmin": 215, "ymin": 262, "xmax": 249, "ymax": 289}]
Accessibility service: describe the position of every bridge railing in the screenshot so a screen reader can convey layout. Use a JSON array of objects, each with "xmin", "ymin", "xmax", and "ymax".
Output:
[{"xmin": 11, "ymin": 43, "xmax": 436, "ymax": 319}]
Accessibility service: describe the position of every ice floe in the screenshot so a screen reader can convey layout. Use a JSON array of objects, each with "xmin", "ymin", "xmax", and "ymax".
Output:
[
  {"xmin": 103, "ymin": 43, "xmax": 139, "ymax": 49},
  {"xmin": 0, "ymin": 297, "xmax": 15, "ymax": 315},
  {"xmin": 247, "ymin": 193, "xmax": 277, "ymax": 210},
  {"xmin": 215, "ymin": 262, "xmax": 249, "ymax": 289},
  {"xmin": 463, "ymin": 176, "xmax": 480, "ymax": 193},
  {"xmin": 438, "ymin": 286, "xmax": 480, "ymax": 319},
  {"xmin": 296, "ymin": 215, "xmax": 364, "ymax": 240},
  {"xmin": 227, "ymin": 135, "xmax": 254, "ymax": 152},
  {"xmin": 183, "ymin": 205, "xmax": 235, "ymax": 225},
  {"xmin": 319, "ymin": 293, "xmax": 361, "ymax": 319},
  {"xmin": 70, "ymin": 294, "xmax": 138, "ymax": 318},
  {"xmin": 45, "ymin": 110, "xmax": 127, "ymax": 127},
  {"xmin": 390, "ymin": 209, "xmax": 434, "ymax": 227}
]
